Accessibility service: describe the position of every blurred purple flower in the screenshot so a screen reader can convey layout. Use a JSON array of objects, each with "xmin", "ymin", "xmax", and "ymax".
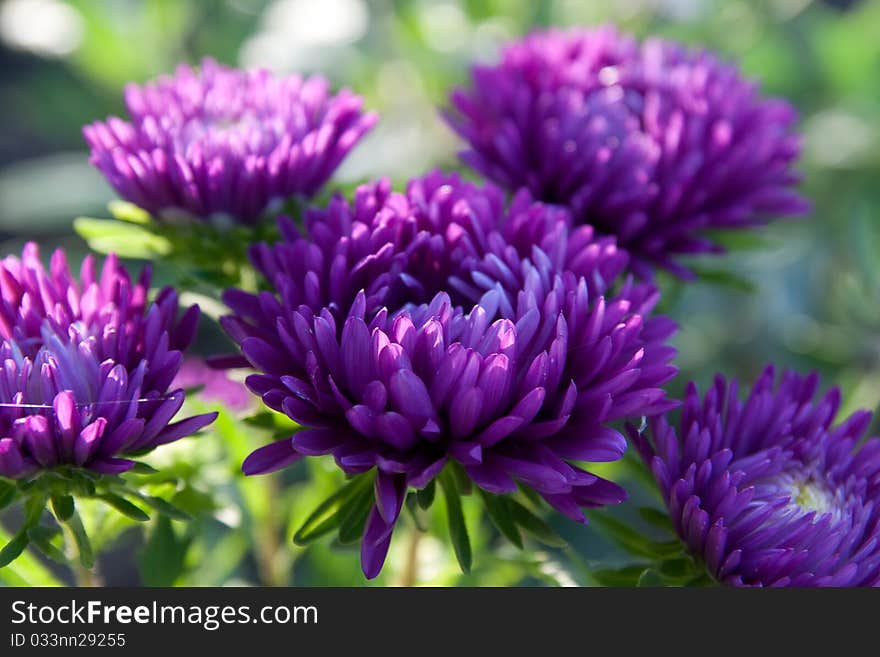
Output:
[
  {"xmin": 0, "ymin": 243, "xmax": 216, "ymax": 479},
  {"xmin": 172, "ymin": 358, "xmax": 252, "ymax": 412},
  {"xmin": 629, "ymin": 366, "xmax": 880, "ymax": 586},
  {"xmin": 447, "ymin": 27, "xmax": 808, "ymax": 277},
  {"xmin": 84, "ymin": 59, "xmax": 377, "ymax": 225},
  {"xmin": 223, "ymin": 172, "xmax": 678, "ymax": 577}
]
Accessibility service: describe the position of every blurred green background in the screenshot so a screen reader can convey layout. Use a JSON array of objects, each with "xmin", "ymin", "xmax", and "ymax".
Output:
[{"xmin": 1, "ymin": 0, "xmax": 879, "ymax": 586}]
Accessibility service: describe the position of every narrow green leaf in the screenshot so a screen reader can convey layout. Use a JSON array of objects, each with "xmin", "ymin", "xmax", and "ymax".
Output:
[
  {"xmin": 74, "ymin": 217, "xmax": 171, "ymax": 259},
  {"xmin": 293, "ymin": 474, "xmax": 372, "ymax": 546},
  {"xmin": 98, "ymin": 494, "xmax": 150, "ymax": 522},
  {"xmin": 478, "ymin": 489, "xmax": 523, "ymax": 549},
  {"xmin": 51, "ymin": 494, "xmax": 75, "ymax": 522},
  {"xmin": 637, "ymin": 568, "xmax": 666, "ymax": 587},
  {"xmin": 26, "ymin": 527, "xmax": 66, "ymax": 564},
  {"xmin": 658, "ymin": 556, "xmax": 700, "ymax": 584},
  {"xmin": 140, "ymin": 496, "xmax": 192, "ymax": 521},
  {"xmin": 137, "ymin": 516, "xmax": 189, "ymax": 586},
  {"xmin": 416, "ymin": 480, "xmax": 436, "ymax": 510},
  {"xmin": 0, "ymin": 525, "xmax": 62, "ymax": 585},
  {"xmin": 439, "ymin": 470, "xmax": 472, "ymax": 573},
  {"xmin": 169, "ymin": 486, "xmax": 216, "ymax": 516},
  {"xmin": 108, "ymin": 200, "xmax": 152, "ymax": 224},
  {"xmin": 0, "ymin": 481, "xmax": 17, "ymax": 510},
  {"xmin": 591, "ymin": 565, "xmax": 649, "ymax": 587},
  {"xmin": 64, "ymin": 514, "xmax": 94, "ymax": 569},
  {"xmin": 685, "ymin": 572, "xmax": 717, "ymax": 587},
  {"xmin": 449, "ymin": 461, "xmax": 472, "ymax": 495},
  {"xmin": 638, "ymin": 506, "xmax": 675, "ymax": 532},
  {"xmin": 336, "ymin": 484, "xmax": 376, "ymax": 545},
  {"xmin": 590, "ymin": 511, "xmax": 682, "ymax": 560},
  {"xmin": 0, "ymin": 533, "xmax": 29, "ymax": 568},
  {"xmin": 241, "ymin": 412, "xmax": 278, "ymax": 430},
  {"xmin": 509, "ymin": 500, "xmax": 567, "ymax": 548},
  {"xmin": 405, "ymin": 494, "xmax": 428, "ymax": 532},
  {"xmin": 22, "ymin": 492, "xmax": 47, "ymax": 529},
  {"xmin": 688, "ymin": 265, "xmax": 755, "ymax": 293},
  {"xmin": 517, "ymin": 484, "xmax": 545, "ymax": 508},
  {"xmin": 705, "ymin": 228, "xmax": 777, "ymax": 252},
  {"xmin": 127, "ymin": 462, "xmax": 160, "ymax": 475}
]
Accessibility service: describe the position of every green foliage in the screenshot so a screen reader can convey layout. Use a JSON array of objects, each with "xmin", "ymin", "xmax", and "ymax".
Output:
[
  {"xmin": 138, "ymin": 516, "xmax": 191, "ymax": 587},
  {"xmin": 3, "ymin": 0, "xmax": 880, "ymax": 588},
  {"xmin": 439, "ymin": 468, "xmax": 472, "ymax": 574},
  {"xmin": 0, "ymin": 463, "xmax": 197, "ymax": 576},
  {"xmin": 507, "ymin": 499, "xmax": 567, "ymax": 548},
  {"xmin": 75, "ymin": 201, "xmax": 284, "ymax": 292},
  {"xmin": 293, "ymin": 473, "xmax": 375, "ymax": 546},
  {"xmin": 478, "ymin": 489, "xmax": 523, "ymax": 549}
]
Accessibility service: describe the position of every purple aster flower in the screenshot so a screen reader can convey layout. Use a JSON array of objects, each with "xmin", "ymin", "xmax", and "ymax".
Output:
[
  {"xmin": 0, "ymin": 243, "xmax": 217, "ymax": 479},
  {"xmin": 222, "ymin": 171, "xmax": 627, "ymax": 331},
  {"xmin": 629, "ymin": 366, "xmax": 880, "ymax": 586},
  {"xmin": 223, "ymin": 172, "xmax": 678, "ymax": 577},
  {"xmin": 447, "ymin": 26, "xmax": 809, "ymax": 277},
  {"xmin": 84, "ymin": 58, "xmax": 377, "ymax": 225}
]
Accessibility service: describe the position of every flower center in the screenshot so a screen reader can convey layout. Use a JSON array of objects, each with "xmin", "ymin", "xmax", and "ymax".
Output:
[{"xmin": 782, "ymin": 476, "xmax": 845, "ymax": 524}]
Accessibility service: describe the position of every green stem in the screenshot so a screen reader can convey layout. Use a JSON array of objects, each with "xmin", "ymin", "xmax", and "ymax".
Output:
[
  {"xmin": 254, "ymin": 477, "xmax": 285, "ymax": 587},
  {"xmin": 398, "ymin": 529, "xmax": 422, "ymax": 587}
]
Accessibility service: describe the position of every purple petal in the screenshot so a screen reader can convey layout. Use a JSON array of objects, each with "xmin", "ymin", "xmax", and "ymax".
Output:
[{"xmin": 242, "ymin": 437, "xmax": 304, "ymax": 475}]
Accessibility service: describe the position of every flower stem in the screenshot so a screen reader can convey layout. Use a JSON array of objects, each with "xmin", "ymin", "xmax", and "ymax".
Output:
[
  {"xmin": 254, "ymin": 477, "xmax": 285, "ymax": 587},
  {"xmin": 399, "ymin": 528, "xmax": 422, "ymax": 587}
]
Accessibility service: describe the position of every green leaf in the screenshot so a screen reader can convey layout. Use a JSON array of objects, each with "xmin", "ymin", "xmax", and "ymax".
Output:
[
  {"xmin": 685, "ymin": 572, "xmax": 717, "ymax": 587},
  {"xmin": 478, "ymin": 489, "xmax": 523, "ymax": 549},
  {"xmin": 0, "ymin": 481, "xmax": 17, "ymax": 510},
  {"xmin": 98, "ymin": 494, "xmax": 150, "ymax": 522},
  {"xmin": 638, "ymin": 506, "xmax": 675, "ymax": 533},
  {"xmin": 293, "ymin": 474, "xmax": 373, "ymax": 546},
  {"xmin": 637, "ymin": 568, "xmax": 666, "ymax": 587},
  {"xmin": 108, "ymin": 200, "xmax": 152, "ymax": 224},
  {"xmin": 242, "ymin": 412, "xmax": 280, "ymax": 430},
  {"xmin": 169, "ymin": 486, "xmax": 216, "ymax": 516},
  {"xmin": 127, "ymin": 462, "xmax": 160, "ymax": 475},
  {"xmin": 509, "ymin": 500, "xmax": 567, "ymax": 548},
  {"xmin": 688, "ymin": 265, "xmax": 755, "ymax": 293},
  {"xmin": 705, "ymin": 229, "xmax": 778, "ymax": 252},
  {"xmin": 405, "ymin": 493, "xmax": 429, "ymax": 532},
  {"xmin": 658, "ymin": 557, "xmax": 700, "ymax": 584},
  {"xmin": 140, "ymin": 496, "xmax": 192, "ymax": 521},
  {"xmin": 0, "ymin": 524, "xmax": 62, "ymax": 585},
  {"xmin": 337, "ymin": 480, "xmax": 378, "ymax": 545},
  {"xmin": 74, "ymin": 217, "xmax": 172, "ymax": 259},
  {"xmin": 0, "ymin": 532, "xmax": 29, "ymax": 568},
  {"xmin": 589, "ymin": 511, "xmax": 683, "ymax": 560},
  {"xmin": 51, "ymin": 494, "xmax": 75, "ymax": 522},
  {"xmin": 64, "ymin": 513, "xmax": 94, "ymax": 569},
  {"xmin": 23, "ymin": 492, "xmax": 47, "ymax": 528},
  {"xmin": 26, "ymin": 526, "xmax": 66, "ymax": 564},
  {"xmin": 439, "ymin": 470, "xmax": 472, "ymax": 573},
  {"xmin": 137, "ymin": 516, "xmax": 190, "ymax": 586},
  {"xmin": 449, "ymin": 461, "xmax": 472, "ymax": 495},
  {"xmin": 517, "ymin": 484, "xmax": 545, "ymax": 508},
  {"xmin": 416, "ymin": 479, "xmax": 436, "ymax": 510},
  {"xmin": 591, "ymin": 565, "xmax": 649, "ymax": 587}
]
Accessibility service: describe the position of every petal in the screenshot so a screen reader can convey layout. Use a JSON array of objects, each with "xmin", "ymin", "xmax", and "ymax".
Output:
[
  {"xmin": 291, "ymin": 427, "xmax": 345, "ymax": 455},
  {"xmin": 242, "ymin": 437, "xmax": 304, "ymax": 475},
  {"xmin": 361, "ymin": 505, "xmax": 395, "ymax": 579},
  {"xmin": 375, "ymin": 471, "xmax": 407, "ymax": 524},
  {"xmin": 153, "ymin": 412, "xmax": 218, "ymax": 446}
]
